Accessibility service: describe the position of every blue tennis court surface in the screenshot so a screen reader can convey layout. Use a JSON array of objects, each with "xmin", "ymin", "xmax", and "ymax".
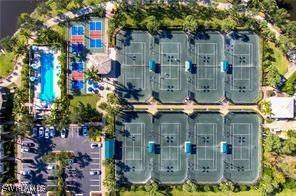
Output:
[
  {"xmin": 71, "ymin": 43, "xmax": 84, "ymax": 54},
  {"xmin": 71, "ymin": 26, "xmax": 84, "ymax": 35},
  {"xmin": 72, "ymin": 80, "xmax": 84, "ymax": 91},
  {"xmin": 71, "ymin": 62, "xmax": 84, "ymax": 72},
  {"xmin": 89, "ymin": 21, "xmax": 102, "ymax": 31},
  {"xmin": 90, "ymin": 39, "xmax": 103, "ymax": 48}
]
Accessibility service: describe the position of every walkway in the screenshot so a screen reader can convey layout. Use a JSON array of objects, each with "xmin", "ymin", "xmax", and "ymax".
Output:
[{"xmin": 131, "ymin": 102, "xmax": 266, "ymax": 119}]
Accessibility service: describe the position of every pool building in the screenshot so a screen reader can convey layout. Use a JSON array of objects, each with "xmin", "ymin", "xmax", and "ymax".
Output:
[{"xmin": 30, "ymin": 46, "xmax": 61, "ymax": 118}]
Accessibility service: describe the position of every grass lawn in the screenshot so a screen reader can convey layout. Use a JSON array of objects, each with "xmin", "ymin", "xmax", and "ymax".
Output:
[
  {"xmin": 69, "ymin": 95, "xmax": 100, "ymax": 111},
  {"xmin": 269, "ymin": 42, "xmax": 289, "ymax": 75},
  {"xmin": 0, "ymin": 52, "xmax": 14, "ymax": 78}
]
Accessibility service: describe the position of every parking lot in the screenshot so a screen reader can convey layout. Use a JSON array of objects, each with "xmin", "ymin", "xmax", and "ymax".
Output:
[{"xmin": 20, "ymin": 125, "xmax": 102, "ymax": 195}]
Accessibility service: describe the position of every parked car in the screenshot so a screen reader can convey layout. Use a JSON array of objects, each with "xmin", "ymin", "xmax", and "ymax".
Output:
[
  {"xmin": 21, "ymin": 170, "xmax": 32, "ymax": 177},
  {"xmin": 21, "ymin": 142, "xmax": 35, "ymax": 147},
  {"xmin": 39, "ymin": 127, "xmax": 44, "ymax": 138},
  {"xmin": 48, "ymin": 176, "xmax": 58, "ymax": 180},
  {"xmin": 90, "ymin": 143, "xmax": 103, "ymax": 149},
  {"xmin": 21, "ymin": 147, "xmax": 30, "ymax": 152},
  {"xmin": 49, "ymin": 126, "xmax": 55, "ymax": 137},
  {"xmin": 45, "ymin": 128, "xmax": 50, "ymax": 139},
  {"xmin": 60, "ymin": 128, "xmax": 67, "ymax": 138},
  {"xmin": 32, "ymin": 127, "xmax": 38, "ymax": 137},
  {"xmin": 82, "ymin": 126, "xmax": 88, "ymax": 136},
  {"xmin": 46, "ymin": 164, "xmax": 55, "ymax": 170},
  {"xmin": 21, "ymin": 159, "xmax": 34, "ymax": 164},
  {"xmin": 89, "ymin": 170, "xmax": 101, "ymax": 175}
]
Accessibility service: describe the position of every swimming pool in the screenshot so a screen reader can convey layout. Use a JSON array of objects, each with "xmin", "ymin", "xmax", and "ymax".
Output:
[{"xmin": 40, "ymin": 51, "xmax": 55, "ymax": 103}]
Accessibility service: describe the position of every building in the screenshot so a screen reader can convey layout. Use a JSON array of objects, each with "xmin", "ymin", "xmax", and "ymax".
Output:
[{"xmin": 269, "ymin": 97, "xmax": 295, "ymax": 119}]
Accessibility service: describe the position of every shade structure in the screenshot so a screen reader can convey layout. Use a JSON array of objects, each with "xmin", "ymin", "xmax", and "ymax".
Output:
[
  {"xmin": 185, "ymin": 60, "xmax": 192, "ymax": 73},
  {"xmin": 184, "ymin": 141, "xmax": 192, "ymax": 154},
  {"xmin": 149, "ymin": 59, "xmax": 156, "ymax": 72},
  {"xmin": 148, "ymin": 141, "xmax": 156, "ymax": 153}
]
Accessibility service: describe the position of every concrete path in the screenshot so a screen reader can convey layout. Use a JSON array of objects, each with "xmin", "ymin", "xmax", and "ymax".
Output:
[
  {"xmin": 130, "ymin": 102, "xmax": 266, "ymax": 119},
  {"xmin": 284, "ymin": 64, "xmax": 296, "ymax": 79}
]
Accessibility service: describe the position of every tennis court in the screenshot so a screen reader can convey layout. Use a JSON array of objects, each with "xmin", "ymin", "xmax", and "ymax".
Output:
[
  {"xmin": 70, "ymin": 25, "xmax": 84, "ymax": 43},
  {"xmin": 187, "ymin": 113, "xmax": 224, "ymax": 183},
  {"xmin": 115, "ymin": 112, "xmax": 152, "ymax": 183},
  {"xmin": 153, "ymin": 112, "xmax": 187, "ymax": 183},
  {"xmin": 115, "ymin": 112, "xmax": 260, "ymax": 185},
  {"xmin": 85, "ymin": 18, "xmax": 105, "ymax": 53},
  {"xmin": 151, "ymin": 31, "xmax": 187, "ymax": 102},
  {"xmin": 224, "ymin": 112, "xmax": 260, "ymax": 183},
  {"xmin": 116, "ymin": 30, "xmax": 151, "ymax": 102},
  {"xmin": 225, "ymin": 31, "xmax": 260, "ymax": 103},
  {"xmin": 89, "ymin": 21, "xmax": 103, "ymax": 48},
  {"xmin": 187, "ymin": 31, "xmax": 224, "ymax": 103}
]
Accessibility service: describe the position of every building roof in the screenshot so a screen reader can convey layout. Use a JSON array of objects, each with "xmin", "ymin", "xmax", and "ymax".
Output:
[
  {"xmin": 87, "ymin": 53, "xmax": 112, "ymax": 75},
  {"xmin": 269, "ymin": 97, "xmax": 295, "ymax": 119}
]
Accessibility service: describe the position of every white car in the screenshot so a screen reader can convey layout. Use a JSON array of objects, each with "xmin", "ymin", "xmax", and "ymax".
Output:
[
  {"xmin": 45, "ymin": 128, "xmax": 50, "ymax": 139},
  {"xmin": 46, "ymin": 164, "xmax": 55, "ymax": 170},
  {"xmin": 90, "ymin": 143, "xmax": 103, "ymax": 149},
  {"xmin": 89, "ymin": 170, "xmax": 101, "ymax": 175},
  {"xmin": 21, "ymin": 170, "xmax": 32, "ymax": 176},
  {"xmin": 21, "ymin": 147, "xmax": 29, "ymax": 152},
  {"xmin": 49, "ymin": 126, "xmax": 55, "ymax": 137},
  {"xmin": 60, "ymin": 128, "xmax": 67, "ymax": 138},
  {"xmin": 39, "ymin": 127, "xmax": 44, "ymax": 138}
]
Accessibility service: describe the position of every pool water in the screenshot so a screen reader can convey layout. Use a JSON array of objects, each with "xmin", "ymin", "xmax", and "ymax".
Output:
[{"xmin": 40, "ymin": 51, "xmax": 55, "ymax": 103}]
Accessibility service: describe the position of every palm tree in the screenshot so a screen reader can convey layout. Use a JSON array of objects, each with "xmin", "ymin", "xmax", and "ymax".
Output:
[
  {"xmin": 145, "ymin": 16, "xmax": 160, "ymax": 35},
  {"xmin": 84, "ymin": 67, "xmax": 101, "ymax": 81}
]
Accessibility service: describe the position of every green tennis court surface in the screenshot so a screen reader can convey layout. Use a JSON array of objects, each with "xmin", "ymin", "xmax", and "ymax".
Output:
[
  {"xmin": 225, "ymin": 31, "xmax": 260, "ymax": 103},
  {"xmin": 116, "ymin": 30, "xmax": 260, "ymax": 104},
  {"xmin": 115, "ymin": 112, "xmax": 260, "ymax": 184}
]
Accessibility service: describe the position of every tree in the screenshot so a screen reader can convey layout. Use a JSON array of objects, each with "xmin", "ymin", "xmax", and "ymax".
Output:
[
  {"xmin": 88, "ymin": 126, "xmax": 102, "ymax": 141},
  {"xmin": 84, "ymin": 67, "xmax": 101, "ymax": 81},
  {"xmin": 17, "ymin": 13, "xmax": 35, "ymax": 28},
  {"xmin": 37, "ymin": 2, "xmax": 51, "ymax": 15},
  {"xmin": 264, "ymin": 133, "xmax": 282, "ymax": 153},
  {"xmin": 70, "ymin": 102, "xmax": 102, "ymax": 124},
  {"xmin": 183, "ymin": 15, "xmax": 198, "ymax": 32},
  {"xmin": 145, "ymin": 16, "xmax": 160, "ymax": 35},
  {"xmin": 0, "ymin": 36, "xmax": 16, "ymax": 52},
  {"xmin": 282, "ymin": 80, "xmax": 295, "ymax": 95},
  {"xmin": 266, "ymin": 64, "xmax": 281, "ymax": 87},
  {"xmin": 221, "ymin": 18, "xmax": 237, "ymax": 32},
  {"xmin": 259, "ymin": 100, "xmax": 272, "ymax": 115}
]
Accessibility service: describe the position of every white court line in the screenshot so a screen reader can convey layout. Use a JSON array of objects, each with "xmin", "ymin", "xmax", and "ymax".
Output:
[
  {"xmin": 159, "ymin": 123, "xmax": 181, "ymax": 171},
  {"xmin": 231, "ymin": 42, "xmax": 253, "ymax": 91},
  {"xmin": 230, "ymin": 123, "xmax": 252, "ymax": 171},
  {"xmin": 159, "ymin": 42, "xmax": 181, "ymax": 91},
  {"xmin": 195, "ymin": 43, "xmax": 218, "ymax": 91},
  {"xmin": 194, "ymin": 123, "xmax": 217, "ymax": 171},
  {"xmin": 123, "ymin": 66, "xmax": 145, "ymax": 89},
  {"xmin": 123, "ymin": 123, "xmax": 145, "ymax": 171},
  {"xmin": 123, "ymin": 41, "xmax": 146, "ymax": 66}
]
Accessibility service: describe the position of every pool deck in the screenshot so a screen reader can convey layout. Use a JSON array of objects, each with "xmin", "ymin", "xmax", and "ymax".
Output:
[{"xmin": 31, "ymin": 46, "xmax": 61, "ymax": 118}]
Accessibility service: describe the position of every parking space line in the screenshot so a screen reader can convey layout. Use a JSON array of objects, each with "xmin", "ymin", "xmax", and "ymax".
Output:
[
  {"xmin": 90, "ymin": 179, "xmax": 100, "ymax": 181},
  {"xmin": 90, "ymin": 152, "xmax": 100, "ymax": 155},
  {"xmin": 90, "ymin": 163, "xmax": 100, "ymax": 165},
  {"xmin": 90, "ymin": 185, "xmax": 100, "ymax": 187}
]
